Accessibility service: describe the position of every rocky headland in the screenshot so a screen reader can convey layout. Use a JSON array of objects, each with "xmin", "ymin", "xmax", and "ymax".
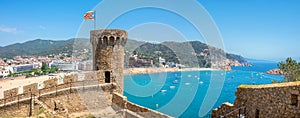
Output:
[{"xmin": 266, "ymin": 68, "xmax": 284, "ymax": 75}]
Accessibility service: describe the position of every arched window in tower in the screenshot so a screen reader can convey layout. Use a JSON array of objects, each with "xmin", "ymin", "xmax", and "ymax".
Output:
[
  {"xmin": 109, "ymin": 36, "xmax": 115, "ymax": 45},
  {"xmin": 103, "ymin": 36, "xmax": 108, "ymax": 46},
  {"xmin": 116, "ymin": 37, "xmax": 120, "ymax": 45}
]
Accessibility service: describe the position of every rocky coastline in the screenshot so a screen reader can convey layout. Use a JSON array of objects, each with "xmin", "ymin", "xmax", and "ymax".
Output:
[{"xmin": 266, "ymin": 68, "xmax": 284, "ymax": 75}]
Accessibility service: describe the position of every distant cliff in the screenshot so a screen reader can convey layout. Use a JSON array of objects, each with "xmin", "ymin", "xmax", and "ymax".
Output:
[{"xmin": 124, "ymin": 40, "xmax": 250, "ymax": 69}]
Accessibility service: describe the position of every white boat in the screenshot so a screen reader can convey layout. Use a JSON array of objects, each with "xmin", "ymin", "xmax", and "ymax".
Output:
[
  {"xmin": 170, "ymin": 86, "xmax": 176, "ymax": 89},
  {"xmin": 185, "ymin": 83, "xmax": 191, "ymax": 85},
  {"xmin": 160, "ymin": 90, "xmax": 167, "ymax": 93},
  {"xmin": 199, "ymin": 81, "xmax": 204, "ymax": 84},
  {"xmin": 173, "ymin": 80, "xmax": 179, "ymax": 84}
]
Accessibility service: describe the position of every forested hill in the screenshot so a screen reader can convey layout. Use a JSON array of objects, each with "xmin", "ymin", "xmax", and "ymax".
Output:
[
  {"xmin": 0, "ymin": 38, "xmax": 86, "ymax": 58},
  {"xmin": 0, "ymin": 38, "xmax": 249, "ymax": 67}
]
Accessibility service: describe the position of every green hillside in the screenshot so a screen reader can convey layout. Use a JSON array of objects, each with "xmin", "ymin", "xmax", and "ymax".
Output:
[{"xmin": 0, "ymin": 38, "xmax": 249, "ymax": 68}]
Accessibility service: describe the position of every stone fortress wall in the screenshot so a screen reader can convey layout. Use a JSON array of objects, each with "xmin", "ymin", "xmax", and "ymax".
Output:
[
  {"xmin": 0, "ymin": 73, "xmax": 110, "ymax": 117},
  {"xmin": 0, "ymin": 72, "xmax": 172, "ymax": 118},
  {"xmin": 0, "ymin": 73, "xmax": 98, "ymax": 105},
  {"xmin": 212, "ymin": 81, "xmax": 300, "ymax": 118},
  {"xmin": 112, "ymin": 92, "xmax": 172, "ymax": 118},
  {"xmin": 3, "ymin": 88, "xmax": 19, "ymax": 103}
]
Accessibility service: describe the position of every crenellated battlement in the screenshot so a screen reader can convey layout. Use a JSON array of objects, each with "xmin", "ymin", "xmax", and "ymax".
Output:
[{"xmin": 90, "ymin": 29, "xmax": 127, "ymax": 47}]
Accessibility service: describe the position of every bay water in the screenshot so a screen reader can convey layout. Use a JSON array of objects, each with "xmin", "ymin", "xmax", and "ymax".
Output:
[{"xmin": 124, "ymin": 62, "xmax": 284, "ymax": 118}]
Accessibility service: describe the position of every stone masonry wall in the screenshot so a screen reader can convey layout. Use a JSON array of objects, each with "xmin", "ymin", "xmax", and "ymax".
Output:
[
  {"xmin": 0, "ymin": 72, "xmax": 171, "ymax": 118},
  {"xmin": 23, "ymin": 83, "xmax": 38, "ymax": 97},
  {"xmin": 112, "ymin": 44, "xmax": 125, "ymax": 93},
  {"xmin": 42, "ymin": 78, "xmax": 58, "ymax": 94},
  {"xmin": 112, "ymin": 92, "xmax": 127, "ymax": 109},
  {"xmin": 0, "ymin": 72, "xmax": 98, "ymax": 106},
  {"xmin": 112, "ymin": 92, "xmax": 172, "ymax": 118},
  {"xmin": 0, "ymin": 99, "xmax": 32, "ymax": 117},
  {"xmin": 0, "ymin": 98, "xmax": 4, "ymax": 105},
  {"xmin": 213, "ymin": 81, "xmax": 300, "ymax": 118},
  {"xmin": 0, "ymin": 78, "xmax": 114, "ymax": 117},
  {"xmin": 4, "ymin": 88, "xmax": 18, "ymax": 103},
  {"xmin": 212, "ymin": 102, "xmax": 235, "ymax": 118},
  {"xmin": 64, "ymin": 74, "xmax": 77, "ymax": 83},
  {"xmin": 96, "ymin": 71, "xmax": 105, "ymax": 83}
]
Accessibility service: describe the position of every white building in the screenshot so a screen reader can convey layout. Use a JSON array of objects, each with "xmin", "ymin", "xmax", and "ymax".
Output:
[
  {"xmin": 159, "ymin": 57, "xmax": 165, "ymax": 63},
  {"xmin": 13, "ymin": 64, "xmax": 35, "ymax": 73},
  {"xmin": 49, "ymin": 61, "xmax": 77, "ymax": 71},
  {"xmin": 0, "ymin": 66, "xmax": 14, "ymax": 77}
]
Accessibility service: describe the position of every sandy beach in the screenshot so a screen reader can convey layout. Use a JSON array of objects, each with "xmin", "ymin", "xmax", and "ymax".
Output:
[{"xmin": 124, "ymin": 67, "xmax": 219, "ymax": 75}]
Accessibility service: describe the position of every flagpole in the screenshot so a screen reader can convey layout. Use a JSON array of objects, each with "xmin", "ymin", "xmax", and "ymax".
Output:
[{"xmin": 94, "ymin": 10, "xmax": 96, "ymax": 30}]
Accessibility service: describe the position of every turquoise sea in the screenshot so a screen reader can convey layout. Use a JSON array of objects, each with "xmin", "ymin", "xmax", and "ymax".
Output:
[{"xmin": 124, "ymin": 62, "xmax": 284, "ymax": 118}]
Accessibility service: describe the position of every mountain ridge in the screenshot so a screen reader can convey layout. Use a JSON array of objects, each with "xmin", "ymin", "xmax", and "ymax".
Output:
[{"xmin": 0, "ymin": 38, "xmax": 250, "ymax": 68}]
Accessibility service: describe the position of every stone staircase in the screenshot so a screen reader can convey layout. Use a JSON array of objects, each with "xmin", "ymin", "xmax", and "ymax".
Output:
[{"xmin": 34, "ymin": 98, "xmax": 51, "ymax": 111}]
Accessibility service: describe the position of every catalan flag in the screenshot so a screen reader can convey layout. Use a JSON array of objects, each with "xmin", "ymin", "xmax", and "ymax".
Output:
[{"xmin": 84, "ymin": 11, "xmax": 95, "ymax": 20}]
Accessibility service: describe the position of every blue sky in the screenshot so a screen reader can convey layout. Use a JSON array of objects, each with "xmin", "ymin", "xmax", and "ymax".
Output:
[{"xmin": 0, "ymin": 0, "xmax": 299, "ymax": 61}]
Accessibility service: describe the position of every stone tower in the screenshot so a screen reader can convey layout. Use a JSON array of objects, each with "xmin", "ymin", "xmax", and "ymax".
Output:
[{"xmin": 90, "ymin": 29, "xmax": 127, "ymax": 93}]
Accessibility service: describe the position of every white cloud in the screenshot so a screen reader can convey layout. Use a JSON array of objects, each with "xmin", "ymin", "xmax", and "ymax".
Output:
[
  {"xmin": 39, "ymin": 25, "xmax": 46, "ymax": 30},
  {"xmin": 0, "ymin": 25, "xmax": 17, "ymax": 33}
]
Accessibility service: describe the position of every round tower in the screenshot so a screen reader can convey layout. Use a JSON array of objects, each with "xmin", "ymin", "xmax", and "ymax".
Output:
[{"xmin": 90, "ymin": 29, "xmax": 127, "ymax": 93}]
